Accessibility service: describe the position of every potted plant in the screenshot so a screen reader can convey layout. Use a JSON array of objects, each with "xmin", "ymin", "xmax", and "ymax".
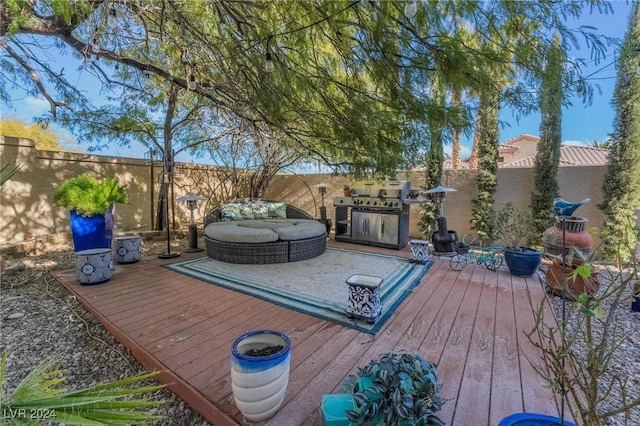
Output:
[
  {"xmin": 230, "ymin": 330, "xmax": 291, "ymax": 422},
  {"xmin": 494, "ymin": 201, "xmax": 541, "ymax": 277},
  {"xmin": 54, "ymin": 174, "xmax": 128, "ymax": 251},
  {"xmin": 544, "ymin": 249, "xmax": 599, "ymax": 301},
  {"xmin": 345, "ymin": 351, "xmax": 444, "ymax": 426}
]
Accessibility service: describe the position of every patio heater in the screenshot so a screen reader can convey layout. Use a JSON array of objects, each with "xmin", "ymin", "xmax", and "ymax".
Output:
[
  {"xmin": 312, "ymin": 183, "xmax": 332, "ymax": 234},
  {"xmin": 425, "ymin": 186, "xmax": 458, "ymax": 254},
  {"xmin": 176, "ymin": 194, "xmax": 208, "ymax": 253}
]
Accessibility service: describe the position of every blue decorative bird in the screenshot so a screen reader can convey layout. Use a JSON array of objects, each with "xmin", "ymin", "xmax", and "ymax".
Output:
[{"xmin": 553, "ymin": 197, "xmax": 591, "ymax": 216}]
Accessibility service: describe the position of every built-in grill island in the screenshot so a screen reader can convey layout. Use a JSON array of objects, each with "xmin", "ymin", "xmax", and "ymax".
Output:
[{"xmin": 333, "ymin": 180, "xmax": 413, "ymax": 249}]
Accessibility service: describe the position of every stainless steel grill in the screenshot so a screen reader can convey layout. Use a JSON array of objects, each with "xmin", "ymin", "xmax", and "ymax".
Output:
[{"xmin": 333, "ymin": 180, "xmax": 413, "ymax": 249}]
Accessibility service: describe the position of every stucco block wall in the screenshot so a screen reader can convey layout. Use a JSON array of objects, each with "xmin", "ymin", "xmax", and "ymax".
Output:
[{"xmin": 1, "ymin": 136, "xmax": 615, "ymax": 247}]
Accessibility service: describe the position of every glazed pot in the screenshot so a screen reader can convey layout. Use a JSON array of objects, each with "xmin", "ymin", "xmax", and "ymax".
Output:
[
  {"xmin": 545, "ymin": 258, "xmax": 599, "ymax": 301},
  {"xmin": 504, "ymin": 247, "xmax": 542, "ymax": 277},
  {"xmin": 499, "ymin": 413, "xmax": 576, "ymax": 425},
  {"xmin": 70, "ymin": 204, "xmax": 115, "ymax": 251},
  {"xmin": 231, "ymin": 330, "xmax": 291, "ymax": 422},
  {"xmin": 543, "ymin": 216, "xmax": 593, "ymax": 257}
]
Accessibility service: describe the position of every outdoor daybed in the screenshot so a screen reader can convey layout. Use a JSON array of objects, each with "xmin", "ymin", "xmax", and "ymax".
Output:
[{"xmin": 203, "ymin": 200, "xmax": 327, "ymax": 264}]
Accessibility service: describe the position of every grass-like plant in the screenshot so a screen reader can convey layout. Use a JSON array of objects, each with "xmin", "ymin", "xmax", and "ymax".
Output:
[
  {"xmin": 53, "ymin": 174, "xmax": 128, "ymax": 217},
  {"xmin": 0, "ymin": 350, "xmax": 165, "ymax": 425},
  {"xmin": 346, "ymin": 351, "xmax": 444, "ymax": 426}
]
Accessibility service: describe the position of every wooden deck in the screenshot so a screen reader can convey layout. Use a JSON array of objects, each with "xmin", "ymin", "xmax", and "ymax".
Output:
[{"xmin": 53, "ymin": 240, "xmax": 561, "ymax": 425}]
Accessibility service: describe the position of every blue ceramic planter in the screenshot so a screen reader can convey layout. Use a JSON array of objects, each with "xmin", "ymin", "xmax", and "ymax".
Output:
[
  {"xmin": 499, "ymin": 413, "xmax": 576, "ymax": 426},
  {"xmin": 70, "ymin": 205, "xmax": 114, "ymax": 251},
  {"xmin": 504, "ymin": 247, "xmax": 542, "ymax": 277}
]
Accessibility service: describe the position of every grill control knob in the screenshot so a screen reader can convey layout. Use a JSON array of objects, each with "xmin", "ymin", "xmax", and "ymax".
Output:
[{"xmin": 366, "ymin": 201, "xmax": 370, "ymax": 205}]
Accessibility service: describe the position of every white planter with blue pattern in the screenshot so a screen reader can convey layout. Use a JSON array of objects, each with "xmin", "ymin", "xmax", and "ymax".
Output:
[
  {"xmin": 230, "ymin": 330, "xmax": 291, "ymax": 422},
  {"xmin": 75, "ymin": 248, "xmax": 113, "ymax": 285}
]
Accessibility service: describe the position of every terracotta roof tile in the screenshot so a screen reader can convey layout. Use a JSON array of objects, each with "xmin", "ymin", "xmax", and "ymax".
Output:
[{"xmin": 500, "ymin": 144, "xmax": 609, "ymax": 168}]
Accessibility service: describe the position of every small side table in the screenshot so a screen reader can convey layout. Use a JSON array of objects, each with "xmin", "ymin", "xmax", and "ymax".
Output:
[
  {"xmin": 409, "ymin": 239, "xmax": 430, "ymax": 264},
  {"xmin": 76, "ymin": 248, "xmax": 113, "ymax": 285},
  {"xmin": 113, "ymin": 236, "xmax": 142, "ymax": 264},
  {"xmin": 345, "ymin": 274, "xmax": 383, "ymax": 324}
]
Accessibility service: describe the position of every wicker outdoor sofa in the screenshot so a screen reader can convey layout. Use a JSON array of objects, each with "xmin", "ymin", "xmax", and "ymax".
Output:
[{"xmin": 203, "ymin": 200, "xmax": 327, "ymax": 264}]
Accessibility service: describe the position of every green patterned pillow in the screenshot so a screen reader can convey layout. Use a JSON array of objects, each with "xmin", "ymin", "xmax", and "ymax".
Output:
[
  {"xmin": 252, "ymin": 202, "xmax": 269, "ymax": 219},
  {"xmin": 238, "ymin": 203, "xmax": 255, "ymax": 220},
  {"xmin": 268, "ymin": 202, "xmax": 287, "ymax": 218},
  {"xmin": 221, "ymin": 203, "xmax": 242, "ymax": 221}
]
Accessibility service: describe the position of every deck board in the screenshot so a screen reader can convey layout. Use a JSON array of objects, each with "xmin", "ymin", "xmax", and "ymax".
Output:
[{"xmin": 53, "ymin": 240, "xmax": 562, "ymax": 426}]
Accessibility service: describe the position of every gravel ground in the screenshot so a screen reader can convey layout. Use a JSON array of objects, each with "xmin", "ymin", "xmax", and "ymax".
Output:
[
  {"xmin": 2, "ymin": 240, "xmax": 639, "ymax": 426},
  {"xmin": 1, "ymin": 238, "xmax": 212, "ymax": 426},
  {"xmin": 539, "ymin": 262, "xmax": 640, "ymax": 426}
]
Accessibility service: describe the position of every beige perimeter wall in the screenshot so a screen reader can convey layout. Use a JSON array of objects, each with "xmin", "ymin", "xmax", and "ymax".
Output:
[{"xmin": 1, "ymin": 136, "xmax": 611, "ymax": 247}]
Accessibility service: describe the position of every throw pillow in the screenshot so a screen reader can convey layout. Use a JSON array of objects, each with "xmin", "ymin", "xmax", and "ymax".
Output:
[
  {"xmin": 252, "ymin": 202, "xmax": 269, "ymax": 219},
  {"xmin": 268, "ymin": 202, "xmax": 287, "ymax": 218},
  {"xmin": 221, "ymin": 203, "xmax": 243, "ymax": 221}
]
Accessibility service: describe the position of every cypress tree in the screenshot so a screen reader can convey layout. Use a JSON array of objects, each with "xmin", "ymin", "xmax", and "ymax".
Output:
[
  {"xmin": 530, "ymin": 35, "xmax": 564, "ymax": 244},
  {"xmin": 599, "ymin": 3, "xmax": 640, "ymax": 261},
  {"xmin": 470, "ymin": 90, "xmax": 500, "ymax": 243}
]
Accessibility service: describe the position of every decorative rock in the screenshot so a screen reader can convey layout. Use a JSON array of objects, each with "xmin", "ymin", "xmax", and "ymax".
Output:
[
  {"xmin": 3, "ymin": 263, "xmax": 25, "ymax": 276},
  {"xmin": 75, "ymin": 248, "xmax": 113, "ymax": 285}
]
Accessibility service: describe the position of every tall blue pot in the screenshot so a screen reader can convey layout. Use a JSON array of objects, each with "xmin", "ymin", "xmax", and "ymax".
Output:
[{"xmin": 70, "ymin": 205, "xmax": 114, "ymax": 251}]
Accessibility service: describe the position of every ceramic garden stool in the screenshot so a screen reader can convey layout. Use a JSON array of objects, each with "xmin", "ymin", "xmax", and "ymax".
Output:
[
  {"xmin": 409, "ymin": 239, "xmax": 431, "ymax": 264},
  {"xmin": 75, "ymin": 248, "xmax": 113, "ymax": 285},
  {"xmin": 113, "ymin": 236, "xmax": 142, "ymax": 264},
  {"xmin": 345, "ymin": 274, "xmax": 383, "ymax": 324}
]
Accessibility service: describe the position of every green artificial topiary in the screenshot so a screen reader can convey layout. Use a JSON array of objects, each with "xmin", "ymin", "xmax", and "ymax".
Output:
[
  {"xmin": 54, "ymin": 174, "xmax": 128, "ymax": 217},
  {"xmin": 346, "ymin": 351, "xmax": 444, "ymax": 426}
]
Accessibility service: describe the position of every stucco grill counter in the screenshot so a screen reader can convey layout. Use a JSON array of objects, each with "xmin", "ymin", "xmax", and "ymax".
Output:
[{"xmin": 333, "ymin": 180, "xmax": 415, "ymax": 249}]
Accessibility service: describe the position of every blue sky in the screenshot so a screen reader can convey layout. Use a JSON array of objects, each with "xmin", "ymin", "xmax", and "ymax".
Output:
[{"xmin": 2, "ymin": 1, "xmax": 634, "ymax": 164}]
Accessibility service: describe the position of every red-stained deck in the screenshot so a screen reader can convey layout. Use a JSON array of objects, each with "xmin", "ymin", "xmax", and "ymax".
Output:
[{"xmin": 53, "ymin": 240, "xmax": 562, "ymax": 425}]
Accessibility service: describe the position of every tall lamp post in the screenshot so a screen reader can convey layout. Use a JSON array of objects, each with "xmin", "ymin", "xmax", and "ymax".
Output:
[{"xmin": 176, "ymin": 194, "xmax": 208, "ymax": 252}]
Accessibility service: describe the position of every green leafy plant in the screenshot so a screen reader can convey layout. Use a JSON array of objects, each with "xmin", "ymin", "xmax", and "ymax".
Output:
[
  {"xmin": 0, "ymin": 349, "xmax": 165, "ymax": 425},
  {"xmin": 53, "ymin": 174, "xmax": 128, "ymax": 217},
  {"xmin": 493, "ymin": 201, "xmax": 537, "ymax": 251},
  {"xmin": 345, "ymin": 351, "xmax": 444, "ymax": 426}
]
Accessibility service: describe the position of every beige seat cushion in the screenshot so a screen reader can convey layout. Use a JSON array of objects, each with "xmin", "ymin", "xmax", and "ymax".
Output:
[
  {"xmin": 205, "ymin": 219, "xmax": 325, "ymax": 243},
  {"xmin": 273, "ymin": 221, "xmax": 326, "ymax": 241},
  {"xmin": 204, "ymin": 222, "xmax": 279, "ymax": 243}
]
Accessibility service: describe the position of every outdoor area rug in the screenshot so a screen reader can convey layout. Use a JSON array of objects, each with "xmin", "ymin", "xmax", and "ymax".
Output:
[{"xmin": 164, "ymin": 247, "xmax": 433, "ymax": 334}]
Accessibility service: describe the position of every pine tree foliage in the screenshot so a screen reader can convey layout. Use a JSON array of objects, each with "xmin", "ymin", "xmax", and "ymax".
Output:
[
  {"xmin": 0, "ymin": 1, "xmax": 614, "ymax": 176},
  {"xmin": 419, "ymin": 76, "xmax": 446, "ymax": 237},
  {"xmin": 470, "ymin": 91, "xmax": 500, "ymax": 243},
  {"xmin": 530, "ymin": 35, "xmax": 565, "ymax": 243},
  {"xmin": 599, "ymin": 2, "xmax": 640, "ymax": 260}
]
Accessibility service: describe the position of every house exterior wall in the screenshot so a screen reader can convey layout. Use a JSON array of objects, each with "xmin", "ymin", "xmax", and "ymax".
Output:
[{"xmin": 0, "ymin": 136, "xmax": 614, "ymax": 248}]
